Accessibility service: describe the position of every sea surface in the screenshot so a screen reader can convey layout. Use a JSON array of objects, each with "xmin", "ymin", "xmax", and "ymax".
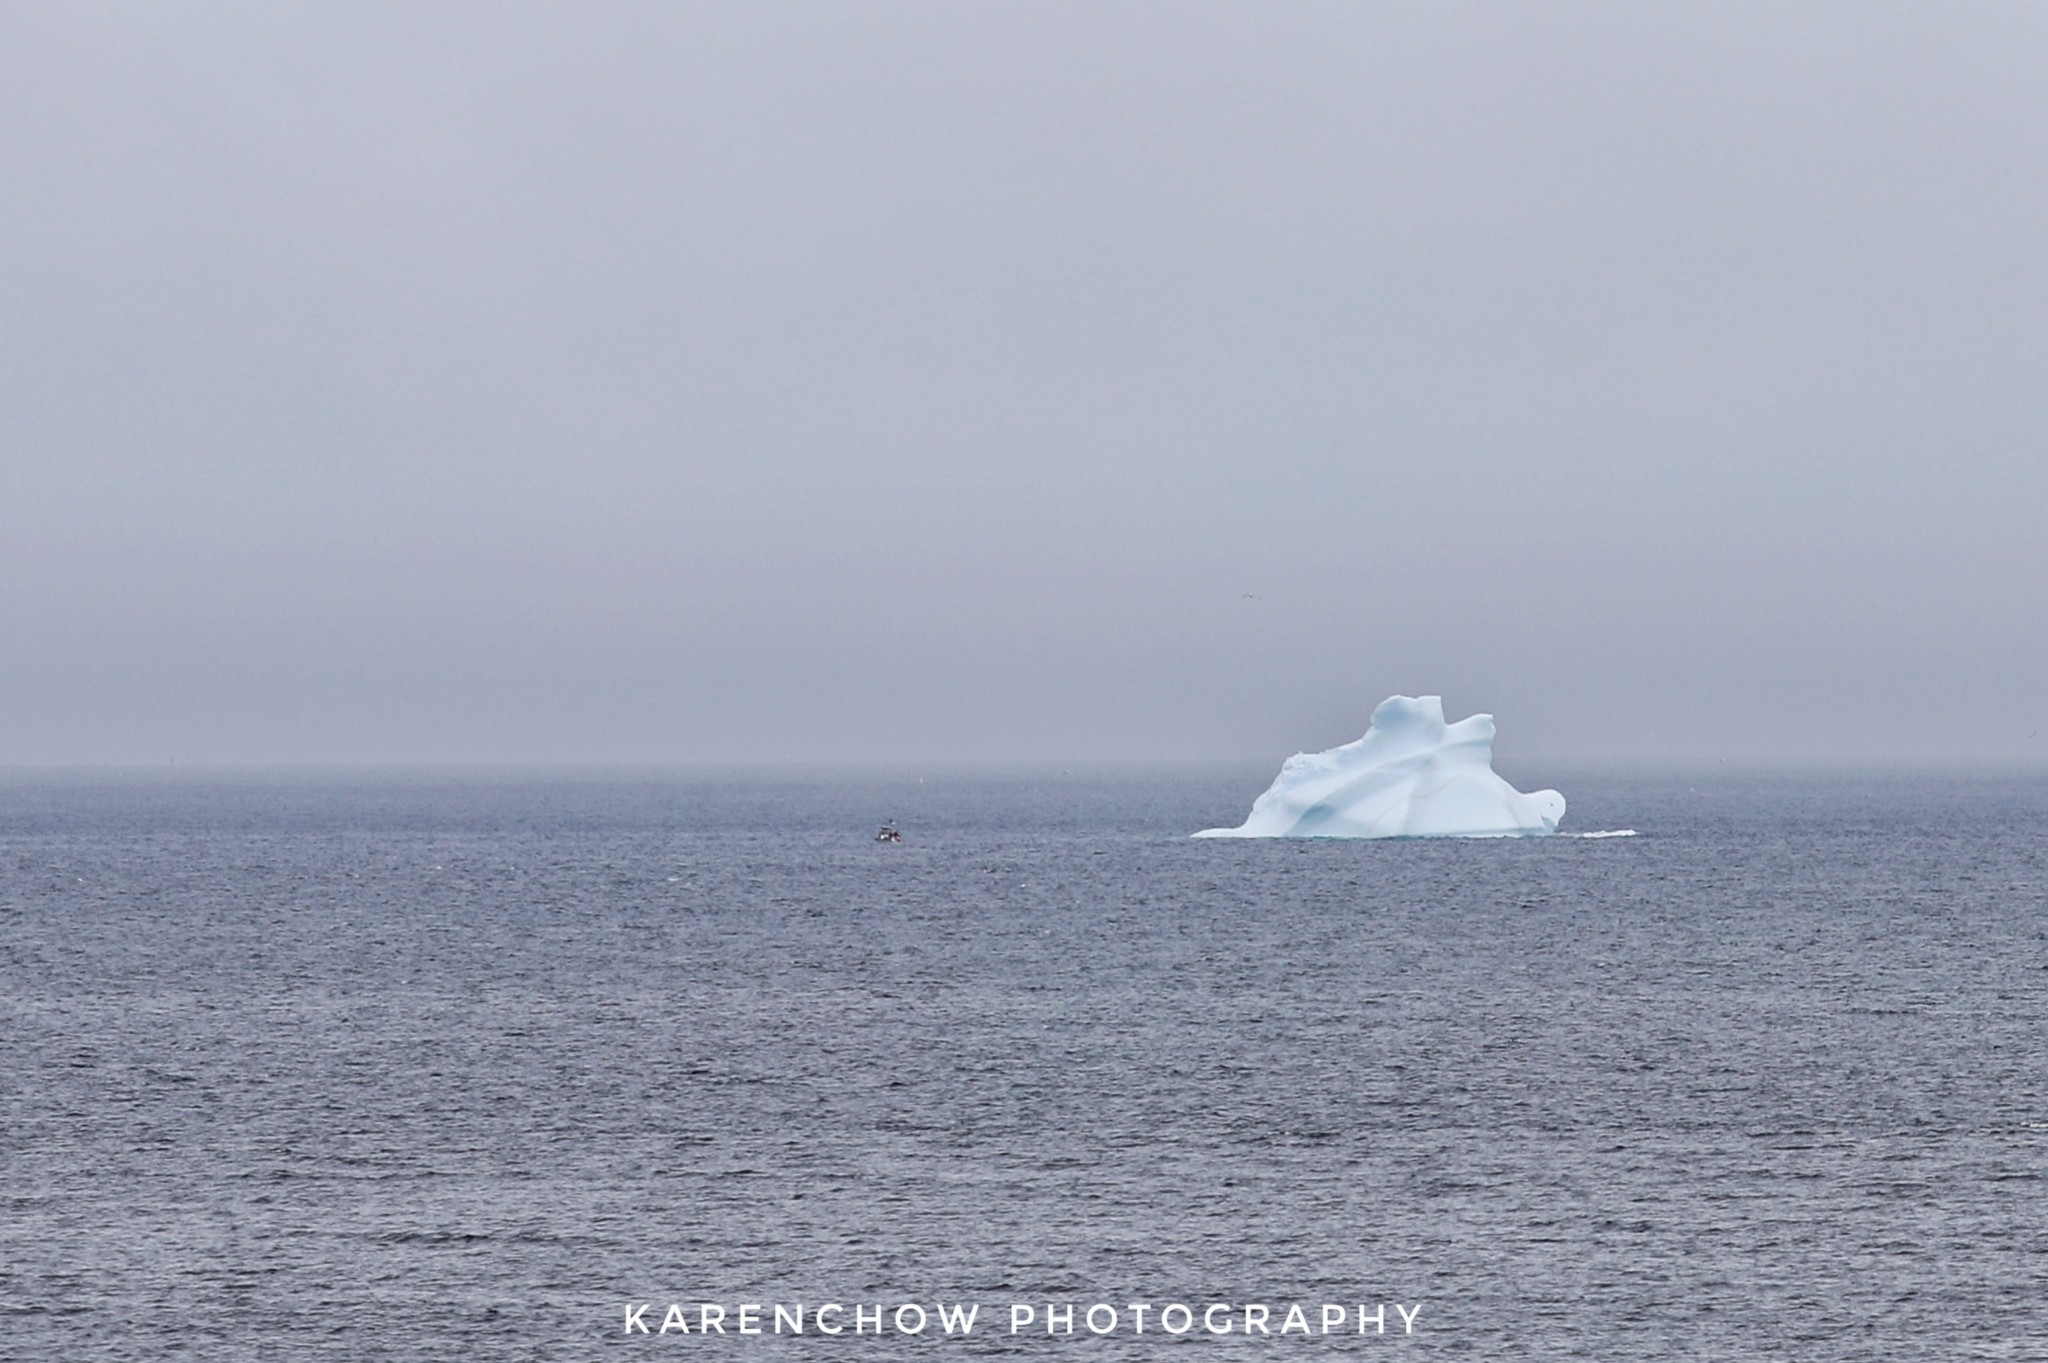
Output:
[{"xmin": 2, "ymin": 767, "xmax": 2044, "ymax": 1360}]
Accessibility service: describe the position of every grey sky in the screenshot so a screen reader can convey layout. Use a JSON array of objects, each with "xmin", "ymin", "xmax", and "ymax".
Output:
[{"xmin": 4, "ymin": 2, "xmax": 2044, "ymax": 765}]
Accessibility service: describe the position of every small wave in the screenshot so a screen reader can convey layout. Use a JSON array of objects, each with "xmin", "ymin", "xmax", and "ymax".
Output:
[{"xmin": 1571, "ymin": 829, "xmax": 1638, "ymax": 839}]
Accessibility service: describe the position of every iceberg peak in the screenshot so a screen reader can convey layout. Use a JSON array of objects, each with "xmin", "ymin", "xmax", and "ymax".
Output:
[{"xmin": 1195, "ymin": 695, "xmax": 1565, "ymax": 839}]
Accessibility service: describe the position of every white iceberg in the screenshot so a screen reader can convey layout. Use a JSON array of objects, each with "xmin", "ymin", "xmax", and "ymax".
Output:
[{"xmin": 1195, "ymin": 695, "xmax": 1565, "ymax": 839}]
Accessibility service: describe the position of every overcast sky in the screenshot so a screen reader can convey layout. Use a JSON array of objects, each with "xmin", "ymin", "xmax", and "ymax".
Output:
[{"xmin": 3, "ymin": 2, "xmax": 2044, "ymax": 765}]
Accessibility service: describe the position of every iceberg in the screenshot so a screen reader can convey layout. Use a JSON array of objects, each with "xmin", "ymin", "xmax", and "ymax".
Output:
[{"xmin": 1195, "ymin": 695, "xmax": 1565, "ymax": 839}]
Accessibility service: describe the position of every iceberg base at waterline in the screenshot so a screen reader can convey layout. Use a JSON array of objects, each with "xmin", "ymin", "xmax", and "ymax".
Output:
[{"xmin": 1196, "ymin": 695, "xmax": 1565, "ymax": 839}]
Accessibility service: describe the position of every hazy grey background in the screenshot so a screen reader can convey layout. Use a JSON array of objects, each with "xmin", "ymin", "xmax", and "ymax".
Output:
[{"xmin": 4, "ymin": 2, "xmax": 2043, "ymax": 766}]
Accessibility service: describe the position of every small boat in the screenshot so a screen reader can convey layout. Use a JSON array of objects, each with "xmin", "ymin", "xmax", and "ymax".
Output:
[{"xmin": 875, "ymin": 822, "xmax": 903, "ymax": 844}]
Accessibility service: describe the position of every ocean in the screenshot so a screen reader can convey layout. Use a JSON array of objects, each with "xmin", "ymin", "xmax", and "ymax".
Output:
[{"xmin": 2, "ymin": 768, "xmax": 2043, "ymax": 1359}]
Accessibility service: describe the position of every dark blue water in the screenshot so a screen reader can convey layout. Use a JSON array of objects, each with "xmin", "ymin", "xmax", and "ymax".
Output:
[{"xmin": 3, "ymin": 768, "xmax": 2044, "ymax": 1359}]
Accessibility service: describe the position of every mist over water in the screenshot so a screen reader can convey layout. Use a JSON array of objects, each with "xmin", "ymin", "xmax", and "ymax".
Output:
[
  {"xmin": 4, "ymin": 769, "xmax": 2044, "ymax": 1358},
  {"xmin": 5, "ymin": 5, "xmax": 2047, "ymax": 765},
  {"xmin": 10, "ymin": 8, "xmax": 2043, "ymax": 1351}
]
